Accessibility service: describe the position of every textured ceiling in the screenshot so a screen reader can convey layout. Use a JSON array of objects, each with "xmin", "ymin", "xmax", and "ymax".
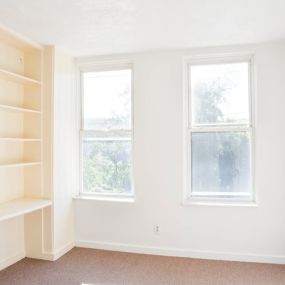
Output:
[{"xmin": 0, "ymin": 0, "xmax": 284, "ymax": 57}]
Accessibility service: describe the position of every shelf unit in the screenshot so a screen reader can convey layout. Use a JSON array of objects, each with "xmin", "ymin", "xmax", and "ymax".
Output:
[
  {"xmin": 0, "ymin": 28, "xmax": 75, "ymax": 269},
  {"xmin": 0, "ymin": 27, "xmax": 51, "ymax": 223}
]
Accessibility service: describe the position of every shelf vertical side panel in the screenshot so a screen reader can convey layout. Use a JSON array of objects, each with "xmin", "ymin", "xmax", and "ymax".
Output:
[
  {"xmin": 41, "ymin": 46, "xmax": 54, "ymax": 256},
  {"xmin": 24, "ymin": 47, "xmax": 47, "ymax": 259}
]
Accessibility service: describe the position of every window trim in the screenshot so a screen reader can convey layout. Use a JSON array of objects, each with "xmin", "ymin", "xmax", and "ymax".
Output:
[
  {"xmin": 182, "ymin": 53, "xmax": 256, "ymax": 206},
  {"xmin": 78, "ymin": 60, "xmax": 135, "ymax": 199}
]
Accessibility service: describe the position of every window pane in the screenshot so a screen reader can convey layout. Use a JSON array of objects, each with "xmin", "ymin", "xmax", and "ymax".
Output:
[
  {"xmin": 83, "ymin": 69, "xmax": 132, "ymax": 130},
  {"xmin": 190, "ymin": 62, "xmax": 249, "ymax": 126},
  {"xmin": 191, "ymin": 132, "xmax": 251, "ymax": 195},
  {"xmin": 83, "ymin": 139, "xmax": 132, "ymax": 194}
]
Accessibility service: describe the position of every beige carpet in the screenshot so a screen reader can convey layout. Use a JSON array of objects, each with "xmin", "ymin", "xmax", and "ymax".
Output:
[{"xmin": 0, "ymin": 248, "xmax": 285, "ymax": 285}]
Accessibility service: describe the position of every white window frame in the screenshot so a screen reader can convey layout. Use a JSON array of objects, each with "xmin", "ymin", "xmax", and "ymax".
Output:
[
  {"xmin": 182, "ymin": 53, "xmax": 256, "ymax": 206},
  {"xmin": 78, "ymin": 60, "xmax": 135, "ymax": 199}
]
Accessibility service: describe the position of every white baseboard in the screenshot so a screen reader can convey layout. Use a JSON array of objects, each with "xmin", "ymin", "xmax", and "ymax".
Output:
[
  {"xmin": 0, "ymin": 251, "xmax": 25, "ymax": 271},
  {"xmin": 25, "ymin": 252, "xmax": 53, "ymax": 261},
  {"xmin": 75, "ymin": 240, "xmax": 285, "ymax": 265},
  {"xmin": 25, "ymin": 252, "xmax": 54, "ymax": 261},
  {"xmin": 52, "ymin": 240, "xmax": 75, "ymax": 260},
  {"xmin": 0, "ymin": 242, "xmax": 74, "ymax": 270},
  {"xmin": 26, "ymin": 241, "xmax": 75, "ymax": 261}
]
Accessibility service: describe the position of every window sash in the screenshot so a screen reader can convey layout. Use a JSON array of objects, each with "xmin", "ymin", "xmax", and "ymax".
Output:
[
  {"xmin": 184, "ymin": 55, "xmax": 254, "ymax": 202},
  {"xmin": 187, "ymin": 58, "xmax": 253, "ymax": 130},
  {"xmin": 80, "ymin": 132, "xmax": 133, "ymax": 194},
  {"xmin": 80, "ymin": 132, "xmax": 133, "ymax": 195},
  {"xmin": 79, "ymin": 65, "xmax": 134, "ymax": 197},
  {"xmin": 188, "ymin": 129, "xmax": 253, "ymax": 199},
  {"xmin": 80, "ymin": 67, "xmax": 133, "ymax": 132}
]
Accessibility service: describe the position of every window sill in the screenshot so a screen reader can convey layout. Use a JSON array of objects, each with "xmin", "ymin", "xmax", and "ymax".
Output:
[
  {"xmin": 73, "ymin": 195, "xmax": 135, "ymax": 203},
  {"xmin": 182, "ymin": 198, "xmax": 258, "ymax": 207}
]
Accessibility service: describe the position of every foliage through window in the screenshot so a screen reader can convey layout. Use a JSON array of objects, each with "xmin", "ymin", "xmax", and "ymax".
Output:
[
  {"xmin": 81, "ymin": 68, "xmax": 133, "ymax": 195},
  {"xmin": 186, "ymin": 57, "xmax": 253, "ymax": 200}
]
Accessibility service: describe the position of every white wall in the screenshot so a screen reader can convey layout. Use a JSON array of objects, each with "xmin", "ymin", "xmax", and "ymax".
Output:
[{"xmin": 75, "ymin": 42, "xmax": 285, "ymax": 264}]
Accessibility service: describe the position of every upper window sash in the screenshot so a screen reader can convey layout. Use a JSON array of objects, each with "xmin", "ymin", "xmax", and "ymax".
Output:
[
  {"xmin": 81, "ymin": 67, "xmax": 133, "ymax": 133},
  {"xmin": 186, "ymin": 54, "xmax": 254, "ymax": 130}
]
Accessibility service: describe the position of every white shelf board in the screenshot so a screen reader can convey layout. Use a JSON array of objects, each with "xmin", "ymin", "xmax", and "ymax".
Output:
[
  {"xmin": 0, "ymin": 68, "xmax": 41, "ymax": 85},
  {"xmin": 0, "ymin": 198, "xmax": 51, "ymax": 222},
  {"xmin": 0, "ymin": 162, "xmax": 41, "ymax": 169},
  {"xmin": 0, "ymin": 104, "xmax": 40, "ymax": 114},
  {"xmin": 0, "ymin": 138, "xmax": 40, "ymax": 142}
]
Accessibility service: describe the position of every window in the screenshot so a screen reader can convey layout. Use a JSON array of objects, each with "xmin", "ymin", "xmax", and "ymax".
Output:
[
  {"xmin": 184, "ymin": 55, "xmax": 254, "ymax": 203},
  {"xmin": 80, "ymin": 66, "xmax": 133, "ymax": 197}
]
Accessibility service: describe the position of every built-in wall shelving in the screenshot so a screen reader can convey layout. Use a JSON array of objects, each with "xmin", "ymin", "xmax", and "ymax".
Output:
[{"xmin": 0, "ymin": 25, "xmax": 51, "ymax": 223}]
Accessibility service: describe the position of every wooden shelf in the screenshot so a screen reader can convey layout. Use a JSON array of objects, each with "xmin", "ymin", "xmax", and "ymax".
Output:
[
  {"xmin": 0, "ymin": 198, "xmax": 51, "ymax": 222},
  {"xmin": 0, "ymin": 68, "xmax": 41, "ymax": 85},
  {"xmin": 0, "ymin": 104, "xmax": 40, "ymax": 114},
  {"xmin": 0, "ymin": 162, "xmax": 41, "ymax": 169},
  {"xmin": 0, "ymin": 138, "xmax": 40, "ymax": 142}
]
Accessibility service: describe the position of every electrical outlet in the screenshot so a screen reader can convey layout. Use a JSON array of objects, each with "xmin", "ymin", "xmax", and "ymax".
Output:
[{"xmin": 154, "ymin": 224, "xmax": 160, "ymax": 235}]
